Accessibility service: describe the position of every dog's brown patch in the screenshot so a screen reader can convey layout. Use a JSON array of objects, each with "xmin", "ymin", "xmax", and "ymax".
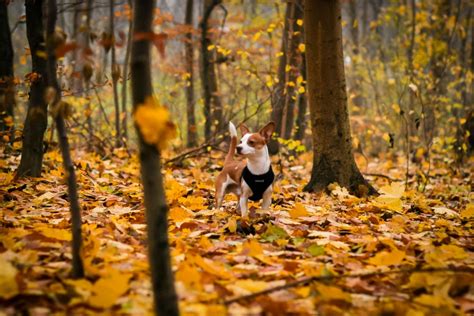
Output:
[{"xmin": 247, "ymin": 133, "xmax": 266, "ymax": 149}]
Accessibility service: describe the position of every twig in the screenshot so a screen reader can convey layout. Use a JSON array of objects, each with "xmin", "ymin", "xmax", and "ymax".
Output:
[
  {"xmin": 222, "ymin": 266, "xmax": 474, "ymax": 305},
  {"xmin": 363, "ymin": 173, "xmax": 400, "ymax": 182}
]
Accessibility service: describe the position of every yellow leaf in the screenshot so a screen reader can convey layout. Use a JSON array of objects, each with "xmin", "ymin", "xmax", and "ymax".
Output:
[
  {"xmin": 88, "ymin": 269, "xmax": 131, "ymax": 308},
  {"xmin": 298, "ymin": 43, "xmax": 305, "ymax": 53},
  {"xmin": 189, "ymin": 254, "xmax": 233, "ymax": 279},
  {"xmin": 227, "ymin": 218, "xmax": 237, "ymax": 233},
  {"xmin": 134, "ymin": 97, "xmax": 176, "ymax": 150},
  {"xmin": 374, "ymin": 182, "xmax": 405, "ymax": 211},
  {"xmin": 460, "ymin": 203, "xmax": 474, "ymax": 219},
  {"xmin": 233, "ymin": 280, "xmax": 268, "ymax": 293},
  {"xmin": 296, "ymin": 19, "xmax": 303, "ymax": 26},
  {"xmin": 37, "ymin": 227, "xmax": 71, "ymax": 241},
  {"xmin": 252, "ymin": 32, "xmax": 261, "ymax": 41},
  {"xmin": 414, "ymin": 294, "xmax": 442, "ymax": 308},
  {"xmin": 241, "ymin": 239, "xmax": 263, "ymax": 257},
  {"xmin": 289, "ymin": 203, "xmax": 308, "ymax": 218},
  {"xmin": 367, "ymin": 248, "xmax": 405, "ymax": 266},
  {"xmin": 425, "ymin": 245, "xmax": 468, "ymax": 267},
  {"xmin": 0, "ymin": 254, "xmax": 19, "ymax": 299},
  {"xmin": 176, "ymin": 261, "xmax": 202, "ymax": 290},
  {"xmin": 297, "ymin": 86, "xmax": 305, "ymax": 94},
  {"xmin": 168, "ymin": 207, "xmax": 193, "ymax": 223},
  {"xmin": 315, "ymin": 283, "xmax": 351, "ymax": 302},
  {"xmin": 199, "ymin": 236, "xmax": 213, "ymax": 249},
  {"xmin": 285, "ymin": 64, "xmax": 291, "ymax": 72}
]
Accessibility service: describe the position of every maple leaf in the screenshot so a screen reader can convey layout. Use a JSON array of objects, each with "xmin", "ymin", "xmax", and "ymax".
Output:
[
  {"xmin": 425, "ymin": 245, "xmax": 468, "ymax": 267},
  {"xmin": 373, "ymin": 182, "xmax": 405, "ymax": 211},
  {"xmin": 367, "ymin": 248, "xmax": 406, "ymax": 266},
  {"xmin": 288, "ymin": 202, "xmax": 308, "ymax": 218},
  {"xmin": 134, "ymin": 97, "xmax": 176, "ymax": 150},
  {"xmin": 88, "ymin": 269, "xmax": 132, "ymax": 308}
]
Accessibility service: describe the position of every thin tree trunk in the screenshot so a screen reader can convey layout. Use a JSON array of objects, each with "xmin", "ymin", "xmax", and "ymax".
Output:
[
  {"xmin": 294, "ymin": 52, "xmax": 307, "ymax": 141},
  {"xmin": 0, "ymin": 2, "xmax": 15, "ymax": 136},
  {"xmin": 200, "ymin": 0, "xmax": 222, "ymax": 141},
  {"xmin": 121, "ymin": 0, "xmax": 133, "ymax": 142},
  {"xmin": 131, "ymin": 0, "xmax": 179, "ymax": 314},
  {"xmin": 269, "ymin": 0, "xmax": 303, "ymax": 153},
  {"xmin": 185, "ymin": 0, "xmax": 197, "ymax": 147},
  {"xmin": 110, "ymin": 0, "xmax": 121, "ymax": 147},
  {"xmin": 84, "ymin": 0, "xmax": 93, "ymax": 149},
  {"xmin": 17, "ymin": 0, "xmax": 49, "ymax": 177},
  {"xmin": 303, "ymin": 0, "xmax": 375, "ymax": 196},
  {"xmin": 46, "ymin": 0, "xmax": 84, "ymax": 279}
]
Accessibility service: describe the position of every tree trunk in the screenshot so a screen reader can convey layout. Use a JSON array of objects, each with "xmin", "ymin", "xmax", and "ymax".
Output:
[
  {"xmin": 131, "ymin": 0, "xmax": 179, "ymax": 315},
  {"xmin": 269, "ymin": 0, "xmax": 303, "ymax": 153},
  {"xmin": 303, "ymin": 0, "xmax": 375, "ymax": 196},
  {"xmin": 185, "ymin": 0, "xmax": 197, "ymax": 147},
  {"xmin": 46, "ymin": 0, "xmax": 84, "ymax": 279},
  {"xmin": 110, "ymin": 0, "xmax": 121, "ymax": 147},
  {"xmin": 17, "ymin": 0, "xmax": 49, "ymax": 177},
  {"xmin": 84, "ymin": 0, "xmax": 93, "ymax": 149},
  {"xmin": 121, "ymin": 0, "xmax": 133, "ymax": 142},
  {"xmin": 294, "ymin": 52, "xmax": 307, "ymax": 141},
  {"xmin": 0, "ymin": 2, "xmax": 15, "ymax": 136},
  {"xmin": 200, "ymin": 0, "xmax": 222, "ymax": 141}
]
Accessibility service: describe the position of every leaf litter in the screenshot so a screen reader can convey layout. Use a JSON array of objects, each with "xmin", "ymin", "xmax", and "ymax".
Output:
[{"xmin": 0, "ymin": 149, "xmax": 473, "ymax": 315}]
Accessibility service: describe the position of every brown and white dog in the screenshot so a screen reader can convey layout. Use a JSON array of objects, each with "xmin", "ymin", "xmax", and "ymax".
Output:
[{"xmin": 215, "ymin": 121, "xmax": 275, "ymax": 217}]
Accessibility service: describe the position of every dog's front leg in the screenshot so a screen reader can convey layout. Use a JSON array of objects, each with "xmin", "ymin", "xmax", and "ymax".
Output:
[
  {"xmin": 261, "ymin": 185, "xmax": 272, "ymax": 210},
  {"xmin": 239, "ymin": 196, "xmax": 248, "ymax": 217}
]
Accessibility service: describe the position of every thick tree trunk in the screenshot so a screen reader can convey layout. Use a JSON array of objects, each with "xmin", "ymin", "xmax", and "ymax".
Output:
[
  {"xmin": 185, "ymin": 0, "xmax": 197, "ymax": 147},
  {"xmin": 303, "ymin": 0, "xmax": 375, "ymax": 196},
  {"xmin": 46, "ymin": 0, "xmax": 84, "ymax": 279},
  {"xmin": 121, "ymin": 0, "xmax": 133, "ymax": 142},
  {"xmin": 131, "ymin": 0, "xmax": 179, "ymax": 315},
  {"xmin": 17, "ymin": 0, "xmax": 49, "ymax": 177},
  {"xmin": 0, "ymin": 2, "xmax": 15, "ymax": 136},
  {"xmin": 110, "ymin": 0, "xmax": 121, "ymax": 147},
  {"xmin": 200, "ymin": 0, "xmax": 222, "ymax": 141}
]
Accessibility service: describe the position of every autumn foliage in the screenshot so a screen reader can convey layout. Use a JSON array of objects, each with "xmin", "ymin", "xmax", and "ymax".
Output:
[{"xmin": 0, "ymin": 0, "xmax": 473, "ymax": 315}]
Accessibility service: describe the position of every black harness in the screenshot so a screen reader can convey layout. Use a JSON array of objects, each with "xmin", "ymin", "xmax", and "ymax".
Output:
[{"xmin": 241, "ymin": 166, "xmax": 275, "ymax": 201}]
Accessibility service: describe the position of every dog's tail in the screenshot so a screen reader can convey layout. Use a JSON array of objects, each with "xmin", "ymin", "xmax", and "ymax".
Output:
[{"xmin": 225, "ymin": 122, "xmax": 238, "ymax": 164}]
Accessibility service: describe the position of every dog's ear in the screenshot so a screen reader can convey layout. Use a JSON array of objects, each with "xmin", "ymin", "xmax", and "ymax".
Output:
[
  {"xmin": 239, "ymin": 123, "xmax": 250, "ymax": 135},
  {"xmin": 259, "ymin": 122, "xmax": 275, "ymax": 141}
]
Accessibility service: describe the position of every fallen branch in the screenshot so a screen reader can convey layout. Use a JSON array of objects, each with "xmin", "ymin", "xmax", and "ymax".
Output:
[{"xmin": 222, "ymin": 266, "xmax": 474, "ymax": 305}]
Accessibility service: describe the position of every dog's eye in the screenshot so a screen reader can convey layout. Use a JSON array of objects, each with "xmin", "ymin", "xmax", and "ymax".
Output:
[{"xmin": 248, "ymin": 140, "xmax": 254, "ymax": 146}]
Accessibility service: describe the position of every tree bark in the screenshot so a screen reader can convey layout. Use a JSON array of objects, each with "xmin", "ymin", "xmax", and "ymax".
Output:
[
  {"xmin": 294, "ymin": 52, "xmax": 307, "ymax": 141},
  {"xmin": 46, "ymin": 0, "xmax": 84, "ymax": 279},
  {"xmin": 17, "ymin": 0, "xmax": 49, "ymax": 177},
  {"xmin": 110, "ymin": 0, "xmax": 121, "ymax": 147},
  {"xmin": 185, "ymin": 0, "xmax": 197, "ymax": 147},
  {"xmin": 269, "ymin": 0, "xmax": 303, "ymax": 153},
  {"xmin": 303, "ymin": 0, "xmax": 375, "ymax": 196},
  {"xmin": 0, "ymin": 2, "xmax": 15, "ymax": 136},
  {"xmin": 131, "ymin": 0, "xmax": 179, "ymax": 315},
  {"xmin": 121, "ymin": 0, "xmax": 133, "ymax": 142},
  {"xmin": 200, "ymin": 0, "xmax": 222, "ymax": 141}
]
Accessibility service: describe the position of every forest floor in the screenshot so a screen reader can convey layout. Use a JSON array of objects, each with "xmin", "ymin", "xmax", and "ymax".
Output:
[{"xmin": 0, "ymin": 146, "xmax": 473, "ymax": 315}]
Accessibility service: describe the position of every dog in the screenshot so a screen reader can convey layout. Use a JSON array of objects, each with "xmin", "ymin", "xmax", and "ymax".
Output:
[{"xmin": 215, "ymin": 121, "xmax": 276, "ymax": 217}]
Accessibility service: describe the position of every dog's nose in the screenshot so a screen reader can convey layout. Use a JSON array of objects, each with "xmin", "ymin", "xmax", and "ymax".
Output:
[{"xmin": 236, "ymin": 146, "xmax": 242, "ymax": 154}]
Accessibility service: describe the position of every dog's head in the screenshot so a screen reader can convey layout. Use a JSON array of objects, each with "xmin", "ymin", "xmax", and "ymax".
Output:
[{"xmin": 236, "ymin": 122, "xmax": 275, "ymax": 156}]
